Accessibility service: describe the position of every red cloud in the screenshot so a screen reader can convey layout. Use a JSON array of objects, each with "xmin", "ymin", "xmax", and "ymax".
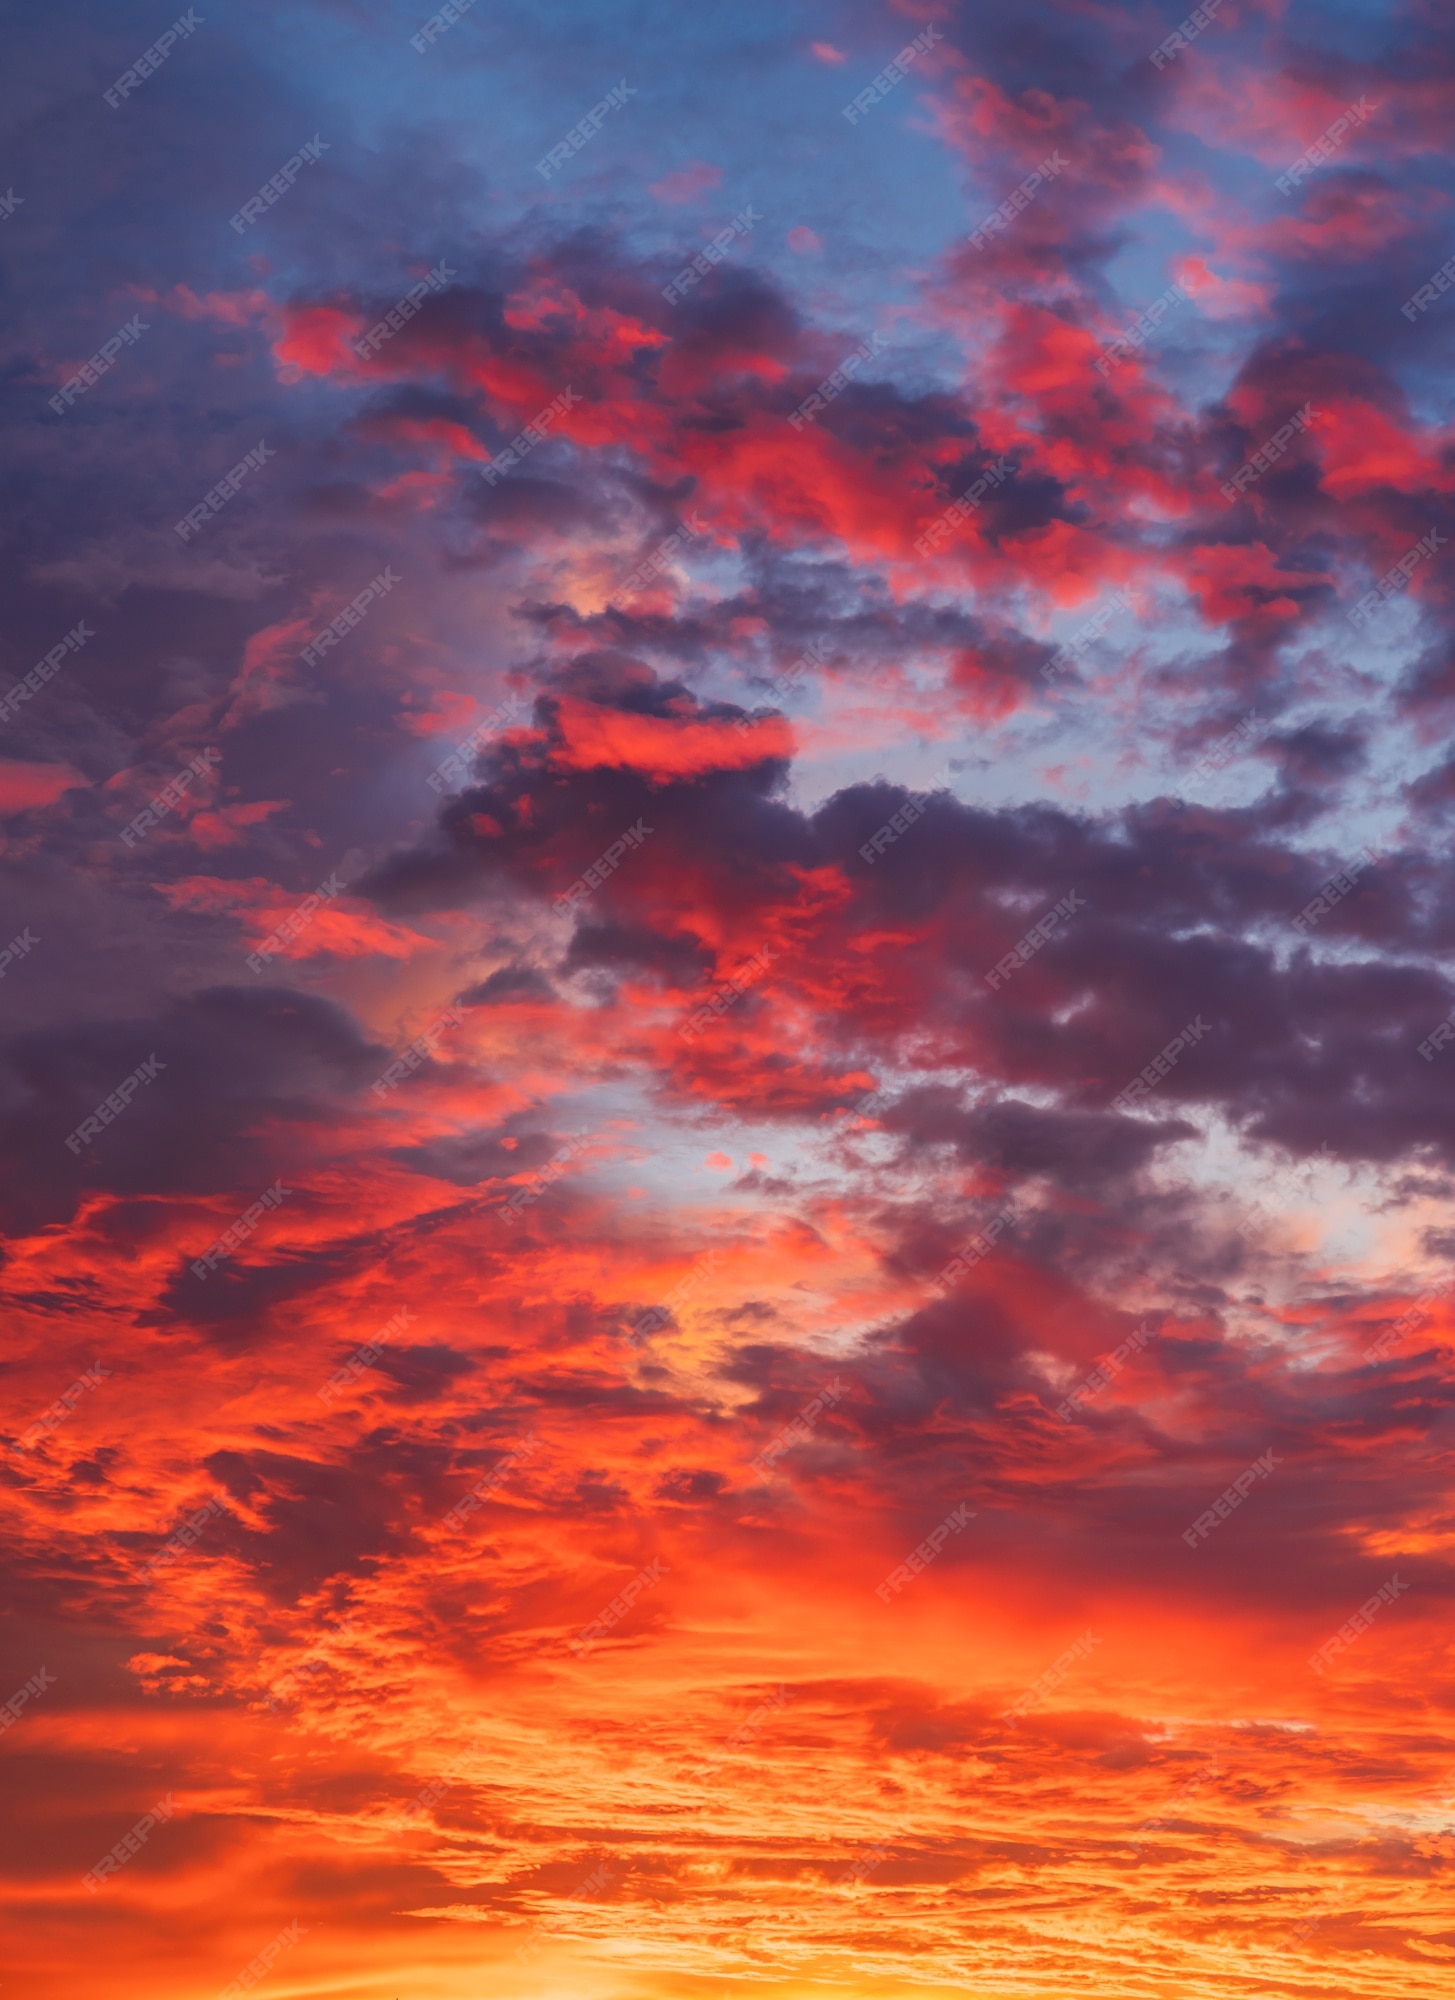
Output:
[
  {"xmin": 0, "ymin": 758, "xmax": 85, "ymax": 813},
  {"xmin": 546, "ymin": 696, "xmax": 794, "ymax": 780}
]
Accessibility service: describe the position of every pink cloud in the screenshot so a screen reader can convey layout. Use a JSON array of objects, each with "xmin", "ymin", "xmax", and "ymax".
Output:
[
  {"xmin": 158, "ymin": 875, "xmax": 435, "ymax": 961},
  {"xmin": 0, "ymin": 759, "xmax": 85, "ymax": 814},
  {"xmin": 185, "ymin": 800, "xmax": 289, "ymax": 849},
  {"xmin": 1173, "ymin": 255, "xmax": 1273, "ymax": 320},
  {"xmin": 648, "ymin": 161, "xmax": 724, "ymax": 205}
]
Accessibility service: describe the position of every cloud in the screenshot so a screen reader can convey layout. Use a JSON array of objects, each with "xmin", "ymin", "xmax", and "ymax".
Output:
[
  {"xmin": 647, "ymin": 162, "xmax": 724, "ymax": 205},
  {"xmin": 0, "ymin": 759, "xmax": 86, "ymax": 814}
]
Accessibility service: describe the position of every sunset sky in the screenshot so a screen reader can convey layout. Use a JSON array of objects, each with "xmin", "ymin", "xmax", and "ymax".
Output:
[{"xmin": 5, "ymin": 1, "xmax": 1455, "ymax": 1995}]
